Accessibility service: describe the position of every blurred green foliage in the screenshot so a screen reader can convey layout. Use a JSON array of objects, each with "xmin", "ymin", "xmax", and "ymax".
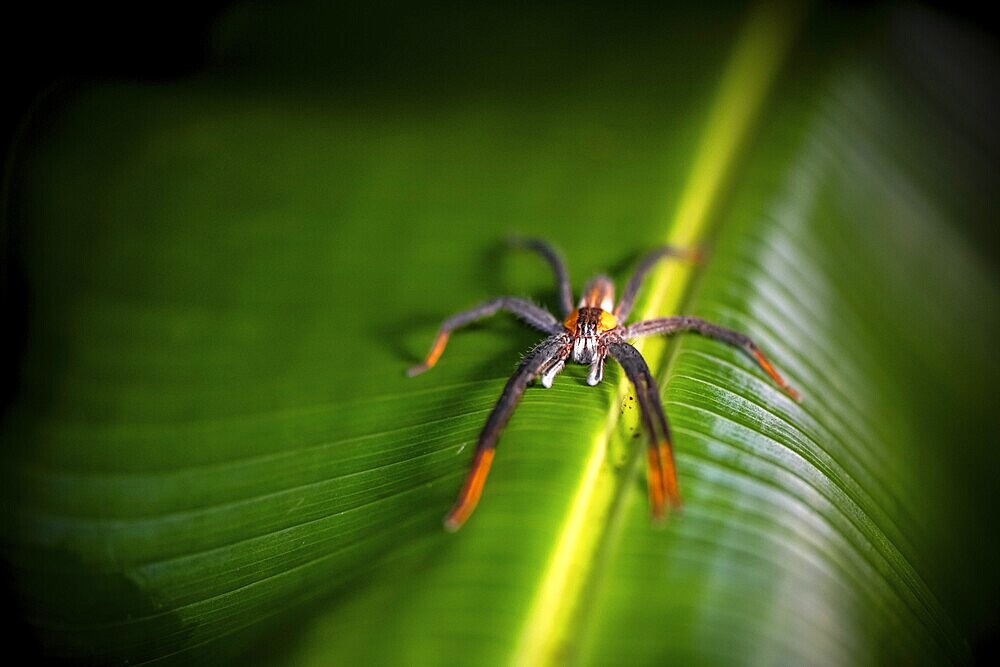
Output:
[{"xmin": 2, "ymin": 1, "xmax": 998, "ymax": 664}]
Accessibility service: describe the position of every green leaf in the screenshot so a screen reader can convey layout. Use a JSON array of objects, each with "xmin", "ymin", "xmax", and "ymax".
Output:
[{"xmin": 3, "ymin": 2, "xmax": 997, "ymax": 665}]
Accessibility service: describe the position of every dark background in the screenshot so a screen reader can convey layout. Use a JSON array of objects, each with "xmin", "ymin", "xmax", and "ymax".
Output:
[
  {"xmin": 1, "ymin": 1, "xmax": 997, "ymax": 662},
  {"xmin": 1, "ymin": 1, "xmax": 997, "ymax": 173},
  {"xmin": 1, "ymin": 3, "xmax": 231, "ymax": 152},
  {"xmin": 0, "ymin": 4, "xmax": 232, "ymax": 661}
]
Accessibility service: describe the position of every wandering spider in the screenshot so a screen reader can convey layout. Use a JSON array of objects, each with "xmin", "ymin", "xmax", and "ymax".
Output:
[{"xmin": 409, "ymin": 238, "xmax": 800, "ymax": 531}]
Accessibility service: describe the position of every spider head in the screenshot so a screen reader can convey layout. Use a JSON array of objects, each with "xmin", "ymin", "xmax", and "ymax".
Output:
[{"xmin": 565, "ymin": 306, "xmax": 618, "ymax": 364}]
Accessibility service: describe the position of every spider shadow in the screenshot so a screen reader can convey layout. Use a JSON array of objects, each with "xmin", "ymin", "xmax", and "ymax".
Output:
[
  {"xmin": 481, "ymin": 238, "xmax": 565, "ymax": 316},
  {"xmin": 381, "ymin": 239, "xmax": 565, "ymax": 368},
  {"xmin": 382, "ymin": 309, "xmax": 547, "ymax": 380}
]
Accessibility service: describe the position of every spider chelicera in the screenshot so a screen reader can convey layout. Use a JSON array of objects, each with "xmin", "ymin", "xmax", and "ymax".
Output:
[{"xmin": 409, "ymin": 238, "xmax": 800, "ymax": 531}]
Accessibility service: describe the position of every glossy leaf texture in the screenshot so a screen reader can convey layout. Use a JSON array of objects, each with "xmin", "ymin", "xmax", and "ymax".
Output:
[{"xmin": 2, "ymin": 2, "xmax": 997, "ymax": 665}]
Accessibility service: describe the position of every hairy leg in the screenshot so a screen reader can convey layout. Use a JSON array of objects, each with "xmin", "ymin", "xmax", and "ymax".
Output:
[
  {"xmin": 623, "ymin": 316, "xmax": 800, "ymax": 401},
  {"xmin": 444, "ymin": 334, "xmax": 572, "ymax": 530},
  {"xmin": 409, "ymin": 297, "xmax": 562, "ymax": 376},
  {"xmin": 607, "ymin": 340, "xmax": 682, "ymax": 519},
  {"xmin": 614, "ymin": 246, "xmax": 701, "ymax": 321}
]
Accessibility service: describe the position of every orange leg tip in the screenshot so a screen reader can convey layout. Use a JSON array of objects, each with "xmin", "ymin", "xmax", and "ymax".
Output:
[
  {"xmin": 647, "ymin": 490, "xmax": 666, "ymax": 520},
  {"xmin": 411, "ymin": 332, "xmax": 450, "ymax": 377},
  {"xmin": 443, "ymin": 498, "xmax": 477, "ymax": 532},
  {"xmin": 443, "ymin": 513, "xmax": 464, "ymax": 533},
  {"xmin": 750, "ymin": 349, "xmax": 801, "ymax": 402},
  {"xmin": 443, "ymin": 497, "xmax": 476, "ymax": 532},
  {"xmin": 649, "ymin": 493, "xmax": 682, "ymax": 527},
  {"xmin": 656, "ymin": 442, "xmax": 681, "ymax": 504},
  {"xmin": 442, "ymin": 448, "xmax": 494, "ymax": 532},
  {"xmin": 647, "ymin": 483, "xmax": 667, "ymax": 521},
  {"xmin": 647, "ymin": 492, "xmax": 668, "ymax": 521},
  {"xmin": 649, "ymin": 492, "xmax": 680, "ymax": 526}
]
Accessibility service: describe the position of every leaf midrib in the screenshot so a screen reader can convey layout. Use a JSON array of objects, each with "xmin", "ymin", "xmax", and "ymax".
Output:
[{"xmin": 511, "ymin": 3, "xmax": 806, "ymax": 664}]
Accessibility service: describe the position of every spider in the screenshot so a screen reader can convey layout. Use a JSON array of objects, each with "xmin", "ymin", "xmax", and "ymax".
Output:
[{"xmin": 409, "ymin": 238, "xmax": 800, "ymax": 531}]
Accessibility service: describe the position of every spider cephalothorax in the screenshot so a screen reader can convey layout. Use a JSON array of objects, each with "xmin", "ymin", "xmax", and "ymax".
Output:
[{"xmin": 409, "ymin": 238, "xmax": 800, "ymax": 531}]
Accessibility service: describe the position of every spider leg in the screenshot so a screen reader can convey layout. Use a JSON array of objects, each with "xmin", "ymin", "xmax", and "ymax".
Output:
[
  {"xmin": 509, "ymin": 237, "xmax": 575, "ymax": 316},
  {"xmin": 623, "ymin": 316, "xmax": 800, "ymax": 401},
  {"xmin": 444, "ymin": 334, "xmax": 571, "ymax": 531},
  {"xmin": 408, "ymin": 297, "xmax": 563, "ymax": 377},
  {"xmin": 607, "ymin": 340, "xmax": 681, "ymax": 519},
  {"xmin": 614, "ymin": 246, "xmax": 702, "ymax": 321}
]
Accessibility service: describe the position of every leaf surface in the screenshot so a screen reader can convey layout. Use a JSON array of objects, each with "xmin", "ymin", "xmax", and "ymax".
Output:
[{"xmin": 2, "ymin": 2, "xmax": 997, "ymax": 665}]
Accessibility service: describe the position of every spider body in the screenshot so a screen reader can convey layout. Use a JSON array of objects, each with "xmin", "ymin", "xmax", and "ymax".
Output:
[
  {"xmin": 409, "ymin": 239, "xmax": 800, "ymax": 531},
  {"xmin": 565, "ymin": 307, "xmax": 608, "ymax": 364}
]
